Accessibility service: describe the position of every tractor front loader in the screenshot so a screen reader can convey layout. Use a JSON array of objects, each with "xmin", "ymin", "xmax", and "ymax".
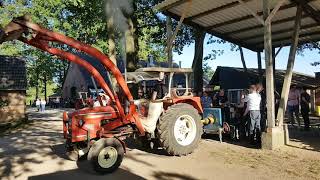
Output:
[{"xmin": 0, "ymin": 16, "xmax": 203, "ymax": 174}]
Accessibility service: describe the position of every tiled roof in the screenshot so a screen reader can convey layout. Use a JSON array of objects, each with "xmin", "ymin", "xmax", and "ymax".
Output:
[{"xmin": 0, "ymin": 55, "xmax": 26, "ymax": 90}]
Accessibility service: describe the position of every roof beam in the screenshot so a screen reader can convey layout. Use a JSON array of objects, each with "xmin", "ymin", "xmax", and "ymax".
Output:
[
  {"xmin": 265, "ymin": 0, "xmax": 287, "ymax": 24},
  {"xmin": 206, "ymin": 3, "xmax": 297, "ymax": 30},
  {"xmin": 159, "ymin": 0, "xmax": 189, "ymax": 11},
  {"xmin": 186, "ymin": 0, "xmax": 252, "ymax": 20},
  {"xmin": 224, "ymin": 14, "xmax": 310, "ymax": 36},
  {"xmin": 163, "ymin": 10, "xmax": 259, "ymax": 51},
  {"xmin": 237, "ymin": 0, "xmax": 264, "ymax": 24},
  {"xmin": 206, "ymin": 0, "xmax": 318, "ymax": 30},
  {"xmin": 291, "ymin": 0, "xmax": 320, "ymax": 24},
  {"xmin": 243, "ymin": 23, "xmax": 319, "ymax": 40},
  {"xmin": 269, "ymin": 38, "xmax": 320, "ymax": 49},
  {"xmin": 255, "ymin": 30, "xmax": 320, "ymax": 46}
]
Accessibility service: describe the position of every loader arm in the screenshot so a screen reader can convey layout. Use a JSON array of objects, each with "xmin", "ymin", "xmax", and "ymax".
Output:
[{"xmin": 0, "ymin": 16, "xmax": 145, "ymax": 135}]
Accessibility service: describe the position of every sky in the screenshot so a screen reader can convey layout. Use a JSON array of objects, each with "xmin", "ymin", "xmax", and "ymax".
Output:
[{"xmin": 174, "ymin": 35, "xmax": 320, "ymax": 76}]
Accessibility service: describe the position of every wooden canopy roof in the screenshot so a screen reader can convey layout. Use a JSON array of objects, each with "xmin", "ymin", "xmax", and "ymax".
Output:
[{"xmin": 155, "ymin": 0, "xmax": 320, "ymax": 51}]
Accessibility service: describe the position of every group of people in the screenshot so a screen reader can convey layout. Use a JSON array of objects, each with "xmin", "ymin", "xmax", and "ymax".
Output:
[
  {"xmin": 200, "ymin": 89, "xmax": 228, "ymax": 108},
  {"xmin": 35, "ymin": 98, "xmax": 47, "ymax": 112},
  {"xmin": 288, "ymin": 85, "xmax": 311, "ymax": 130},
  {"xmin": 200, "ymin": 83, "xmax": 312, "ymax": 146}
]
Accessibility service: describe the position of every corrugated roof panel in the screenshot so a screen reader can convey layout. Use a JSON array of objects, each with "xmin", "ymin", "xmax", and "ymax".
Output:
[
  {"xmin": 154, "ymin": 0, "xmax": 180, "ymax": 10},
  {"xmin": 170, "ymin": 0, "xmax": 236, "ymax": 18},
  {"xmin": 255, "ymin": 33, "xmax": 320, "ymax": 49},
  {"xmin": 309, "ymin": 0, "xmax": 320, "ymax": 11},
  {"xmin": 157, "ymin": 0, "xmax": 320, "ymax": 50},
  {"xmin": 214, "ymin": 18, "xmax": 260, "ymax": 34},
  {"xmin": 191, "ymin": 0, "xmax": 262, "ymax": 27},
  {"xmin": 247, "ymin": 26, "xmax": 320, "ymax": 44},
  {"xmin": 210, "ymin": 5, "xmax": 297, "ymax": 34},
  {"xmin": 234, "ymin": 17, "xmax": 316, "ymax": 40}
]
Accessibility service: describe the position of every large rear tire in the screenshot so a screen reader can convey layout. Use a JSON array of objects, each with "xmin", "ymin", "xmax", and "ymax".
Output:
[
  {"xmin": 87, "ymin": 138, "xmax": 124, "ymax": 174},
  {"xmin": 157, "ymin": 103, "xmax": 202, "ymax": 156}
]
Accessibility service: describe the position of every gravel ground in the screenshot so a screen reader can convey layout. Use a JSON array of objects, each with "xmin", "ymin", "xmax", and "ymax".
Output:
[{"xmin": 0, "ymin": 108, "xmax": 319, "ymax": 180}]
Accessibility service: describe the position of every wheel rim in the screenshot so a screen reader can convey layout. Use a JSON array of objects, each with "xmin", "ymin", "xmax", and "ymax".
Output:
[
  {"xmin": 97, "ymin": 146, "xmax": 118, "ymax": 169},
  {"xmin": 174, "ymin": 115, "xmax": 197, "ymax": 146}
]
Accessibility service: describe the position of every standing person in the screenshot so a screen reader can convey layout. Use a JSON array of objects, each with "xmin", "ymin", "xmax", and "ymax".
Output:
[
  {"xmin": 40, "ymin": 98, "xmax": 46, "ymax": 112},
  {"xmin": 300, "ymin": 87, "xmax": 311, "ymax": 130},
  {"xmin": 201, "ymin": 91, "xmax": 213, "ymax": 108},
  {"xmin": 288, "ymin": 85, "xmax": 301, "ymax": 127},
  {"xmin": 243, "ymin": 85, "xmax": 261, "ymax": 145},
  {"xmin": 213, "ymin": 89, "xmax": 229, "ymax": 121},
  {"xmin": 213, "ymin": 89, "xmax": 228, "ymax": 106},
  {"xmin": 256, "ymin": 83, "xmax": 267, "ymax": 132},
  {"xmin": 237, "ymin": 90, "xmax": 248, "ymax": 138},
  {"xmin": 36, "ymin": 98, "xmax": 40, "ymax": 112}
]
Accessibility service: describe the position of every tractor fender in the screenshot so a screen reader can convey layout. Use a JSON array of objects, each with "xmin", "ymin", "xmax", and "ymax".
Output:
[{"xmin": 171, "ymin": 97, "xmax": 203, "ymax": 114}]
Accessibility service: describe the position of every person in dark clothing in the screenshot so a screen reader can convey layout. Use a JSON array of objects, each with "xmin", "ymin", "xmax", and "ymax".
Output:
[
  {"xmin": 300, "ymin": 87, "xmax": 311, "ymax": 130},
  {"xmin": 213, "ymin": 89, "xmax": 229, "ymax": 122},
  {"xmin": 256, "ymin": 83, "xmax": 266, "ymax": 132},
  {"xmin": 213, "ymin": 89, "xmax": 228, "ymax": 106}
]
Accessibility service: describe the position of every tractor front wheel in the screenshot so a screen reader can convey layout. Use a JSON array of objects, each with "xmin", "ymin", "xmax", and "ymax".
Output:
[
  {"xmin": 157, "ymin": 103, "xmax": 202, "ymax": 156},
  {"xmin": 87, "ymin": 138, "xmax": 124, "ymax": 174}
]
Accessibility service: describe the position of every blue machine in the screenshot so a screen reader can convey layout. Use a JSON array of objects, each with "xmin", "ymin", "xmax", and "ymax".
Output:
[{"xmin": 203, "ymin": 108, "xmax": 223, "ymax": 135}]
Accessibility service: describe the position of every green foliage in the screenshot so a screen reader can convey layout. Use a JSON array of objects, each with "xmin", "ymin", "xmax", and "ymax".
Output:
[
  {"xmin": 0, "ymin": 99, "xmax": 9, "ymax": 108},
  {"xmin": 26, "ymin": 82, "xmax": 57, "ymax": 103},
  {"xmin": 0, "ymin": 0, "xmax": 223, "ymax": 96},
  {"xmin": 203, "ymin": 64, "xmax": 214, "ymax": 80}
]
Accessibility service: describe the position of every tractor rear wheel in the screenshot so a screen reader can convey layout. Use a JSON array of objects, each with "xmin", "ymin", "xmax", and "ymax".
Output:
[
  {"xmin": 87, "ymin": 138, "xmax": 124, "ymax": 174},
  {"xmin": 157, "ymin": 103, "xmax": 202, "ymax": 156}
]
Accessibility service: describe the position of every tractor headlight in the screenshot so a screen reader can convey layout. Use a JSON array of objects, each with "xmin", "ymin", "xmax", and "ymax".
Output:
[{"xmin": 78, "ymin": 119, "xmax": 85, "ymax": 127}]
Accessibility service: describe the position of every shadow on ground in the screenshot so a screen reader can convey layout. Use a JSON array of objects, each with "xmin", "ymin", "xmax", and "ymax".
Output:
[
  {"xmin": 27, "ymin": 168, "xmax": 146, "ymax": 180},
  {"xmin": 286, "ymin": 125, "xmax": 320, "ymax": 152}
]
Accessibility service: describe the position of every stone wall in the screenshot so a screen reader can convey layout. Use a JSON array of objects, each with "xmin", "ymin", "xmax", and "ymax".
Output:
[{"xmin": 0, "ymin": 90, "xmax": 26, "ymax": 125}]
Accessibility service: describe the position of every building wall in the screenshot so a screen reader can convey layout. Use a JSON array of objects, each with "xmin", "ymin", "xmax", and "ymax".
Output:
[
  {"xmin": 62, "ymin": 63, "xmax": 88, "ymax": 99},
  {"xmin": 0, "ymin": 90, "xmax": 26, "ymax": 124}
]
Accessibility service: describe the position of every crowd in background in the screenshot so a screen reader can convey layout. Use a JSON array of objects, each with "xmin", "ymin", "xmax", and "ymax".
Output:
[{"xmin": 200, "ymin": 83, "xmax": 311, "ymax": 146}]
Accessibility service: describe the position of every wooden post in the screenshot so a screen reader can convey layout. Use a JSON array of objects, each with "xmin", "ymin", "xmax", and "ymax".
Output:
[
  {"xmin": 257, "ymin": 51, "xmax": 263, "ymax": 83},
  {"xmin": 264, "ymin": 0, "xmax": 275, "ymax": 128},
  {"xmin": 239, "ymin": 46, "xmax": 247, "ymax": 72},
  {"xmin": 310, "ymin": 89, "xmax": 316, "ymax": 113},
  {"xmin": 277, "ymin": 5, "xmax": 303, "ymax": 126},
  {"xmin": 272, "ymin": 47, "xmax": 276, "ymax": 90},
  {"xmin": 166, "ymin": 16, "xmax": 173, "ymax": 67}
]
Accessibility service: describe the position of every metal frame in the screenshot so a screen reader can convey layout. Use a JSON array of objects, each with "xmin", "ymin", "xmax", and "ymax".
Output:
[{"xmin": 2, "ymin": 18, "xmax": 146, "ymax": 135}]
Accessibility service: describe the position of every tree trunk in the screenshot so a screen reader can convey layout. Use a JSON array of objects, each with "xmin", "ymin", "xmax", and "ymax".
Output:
[
  {"xmin": 107, "ymin": 16, "xmax": 117, "ymax": 66},
  {"xmin": 125, "ymin": 17, "xmax": 138, "ymax": 72},
  {"xmin": 107, "ymin": 15, "xmax": 118, "ymax": 88},
  {"xmin": 166, "ymin": 16, "xmax": 173, "ymax": 67},
  {"xmin": 192, "ymin": 30, "xmax": 206, "ymax": 93},
  {"xmin": 36, "ymin": 73, "xmax": 39, "ymax": 99},
  {"xmin": 44, "ymin": 75, "xmax": 47, "ymax": 101},
  {"xmin": 239, "ymin": 46, "xmax": 247, "ymax": 72}
]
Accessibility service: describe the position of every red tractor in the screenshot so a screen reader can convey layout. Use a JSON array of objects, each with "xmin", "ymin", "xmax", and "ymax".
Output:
[{"xmin": 0, "ymin": 16, "xmax": 203, "ymax": 174}]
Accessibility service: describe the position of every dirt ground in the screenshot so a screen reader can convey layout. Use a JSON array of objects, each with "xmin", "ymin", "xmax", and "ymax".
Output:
[{"xmin": 0, "ymin": 108, "xmax": 319, "ymax": 180}]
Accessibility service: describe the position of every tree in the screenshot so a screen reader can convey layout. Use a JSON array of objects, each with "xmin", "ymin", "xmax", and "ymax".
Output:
[{"xmin": 192, "ymin": 29, "xmax": 206, "ymax": 93}]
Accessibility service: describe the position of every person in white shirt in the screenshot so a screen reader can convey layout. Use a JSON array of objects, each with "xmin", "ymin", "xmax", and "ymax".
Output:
[
  {"xmin": 40, "ymin": 99, "xmax": 46, "ymax": 112},
  {"xmin": 35, "ymin": 98, "xmax": 40, "ymax": 112},
  {"xmin": 243, "ymin": 85, "xmax": 262, "ymax": 145}
]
